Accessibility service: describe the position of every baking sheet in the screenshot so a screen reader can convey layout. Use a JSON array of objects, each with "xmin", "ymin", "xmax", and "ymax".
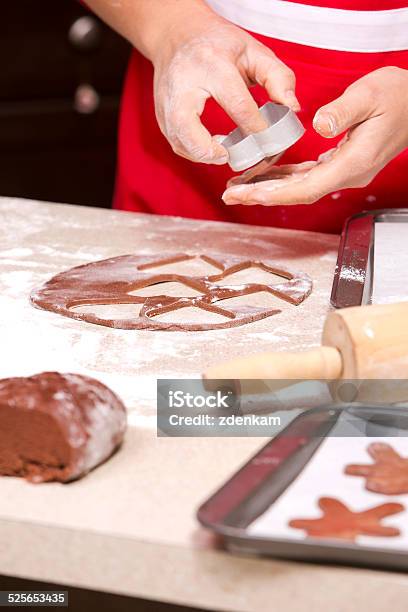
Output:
[
  {"xmin": 372, "ymin": 222, "xmax": 408, "ymax": 305},
  {"xmin": 248, "ymin": 435, "xmax": 408, "ymax": 550}
]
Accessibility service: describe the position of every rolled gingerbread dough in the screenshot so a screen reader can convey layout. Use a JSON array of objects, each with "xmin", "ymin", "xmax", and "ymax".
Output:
[{"xmin": 30, "ymin": 252, "xmax": 313, "ymax": 331}]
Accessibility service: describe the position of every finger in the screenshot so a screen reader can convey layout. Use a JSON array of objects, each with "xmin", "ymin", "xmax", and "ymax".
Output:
[
  {"xmin": 247, "ymin": 46, "xmax": 300, "ymax": 111},
  {"xmin": 227, "ymin": 160, "xmax": 317, "ymax": 188},
  {"xmin": 223, "ymin": 132, "xmax": 375, "ymax": 206},
  {"xmin": 368, "ymin": 442, "xmax": 401, "ymax": 463},
  {"xmin": 345, "ymin": 464, "xmax": 372, "ymax": 477},
  {"xmin": 313, "ymin": 80, "xmax": 378, "ymax": 138},
  {"xmin": 212, "ymin": 66, "xmax": 270, "ymax": 135},
  {"xmin": 227, "ymin": 161, "xmax": 291, "ymax": 188},
  {"xmin": 159, "ymin": 90, "xmax": 228, "ymax": 164},
  {"xmin": 222, "ymin": 167, "xmax": 313, "ymax": 205},
  {"xmin": 227, "ymin": 157, "xmax": 283, "ymax": 188},
  {"xmin": 227, "ymin": 153, "xmax": 284, "ymax": 186},
  {"xmin": 223, "ymin": 150, "xmax": 337, "ymax": 204}
]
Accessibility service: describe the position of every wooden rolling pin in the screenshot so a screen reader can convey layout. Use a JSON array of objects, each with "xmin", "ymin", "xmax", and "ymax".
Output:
[{"xmin": 204, "ymin": 302, "xmax": 408, "ymax": 380}]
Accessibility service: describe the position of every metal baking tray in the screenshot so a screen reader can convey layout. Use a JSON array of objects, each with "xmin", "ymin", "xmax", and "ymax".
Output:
[
  {"xmin": 197, "ymin": 404, "xmax": 408, "ymax": 570},
  {"xmin": 331, "ymin": 209, "xmax": 408, "ymax": 308}
]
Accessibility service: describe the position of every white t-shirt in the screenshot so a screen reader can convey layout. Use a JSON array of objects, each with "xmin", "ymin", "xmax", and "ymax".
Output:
[{"xmin": 205, "ymin": 0, "xmax": 408, "ymax": 52}]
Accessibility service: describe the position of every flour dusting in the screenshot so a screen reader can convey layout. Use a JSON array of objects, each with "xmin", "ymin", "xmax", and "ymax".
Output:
[
  {"xmin": 339, "ymin": 267, "xmax": 365, "ymax": 283},
  {"xmin": 0, "ymin": 197, "xmax": 337, "ymax": 430}
]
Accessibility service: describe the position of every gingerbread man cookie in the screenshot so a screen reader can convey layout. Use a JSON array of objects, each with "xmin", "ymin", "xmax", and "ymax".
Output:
[
  {"xmin": 345, "ymin": 442, "xmax": 408, "ymax": 495},
  {"xmin": 289, "ymin": 497, "xmax": 403, "ymax": 541}
]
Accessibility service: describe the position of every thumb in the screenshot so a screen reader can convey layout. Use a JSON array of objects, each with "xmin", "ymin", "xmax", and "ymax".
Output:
[{"xmin": 313, "ymin": 84, "xmax": 375, "ymax": 138}]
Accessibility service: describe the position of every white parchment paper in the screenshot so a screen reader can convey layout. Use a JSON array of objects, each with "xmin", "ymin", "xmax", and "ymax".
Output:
[
  {"xmin": 248, "ymin": 435, "xmax": 408, "ymax": 550},
  {"xmin": 372, "ymin": 222, "xmax": 408, "ymax": 305}
]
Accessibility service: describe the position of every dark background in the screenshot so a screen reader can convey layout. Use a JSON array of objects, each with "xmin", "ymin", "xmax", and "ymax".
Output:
[
  {"xmin": 0, "ymin": 1, "xmax": 130, "ymax": 208},
  {"xmin": 0, "ymin": 8, "xmax": 206, "ymax": 610}
]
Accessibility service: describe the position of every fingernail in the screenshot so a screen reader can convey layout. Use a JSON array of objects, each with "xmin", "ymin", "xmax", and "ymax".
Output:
[
  {"xmin": 285, "ymin": 90, "xmax": 301, "ymax": 112},
  {"xmin": 224, "ymin": 199, "xmax": 241, "ymax": 206},
  {"xmin": 222, "ymin": 190, "xmax": 241, "ymax": 205},
  {"xmin": 222, "ymin": 185, "xmax": 246, "ymax": 199},
  {"xmin": 212, "ymin": 155, "xmax": 229, "ymax": 165},
  {"xmin": 313, "ymin": 111, "xmax": 337, "ymax": 137}
]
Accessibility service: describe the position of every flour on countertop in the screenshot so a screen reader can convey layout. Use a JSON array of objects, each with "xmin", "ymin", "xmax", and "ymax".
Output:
[{"xmin": 0, "ymin": 197, "xmax": 337, "ymax": 429}]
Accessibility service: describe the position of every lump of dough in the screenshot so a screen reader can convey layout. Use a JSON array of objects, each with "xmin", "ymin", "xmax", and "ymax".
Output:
[{"xmin": 0, "ymin": 372, "xmax": 127, "ymax": 483}]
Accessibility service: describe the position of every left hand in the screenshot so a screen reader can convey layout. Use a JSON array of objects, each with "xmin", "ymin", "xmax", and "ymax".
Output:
[{"xmin": 222, "ymin": 67, "xmax": 408, "ymax": 206}]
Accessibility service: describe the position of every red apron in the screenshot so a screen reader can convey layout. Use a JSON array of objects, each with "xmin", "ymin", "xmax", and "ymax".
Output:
[{"xmin": 113, "ymin": 1, "xmax": 408, "ymax": 234}]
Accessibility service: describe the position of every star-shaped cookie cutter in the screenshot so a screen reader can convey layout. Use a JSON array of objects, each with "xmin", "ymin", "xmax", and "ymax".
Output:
[{"xmin": 221, "ymin": 102, "xmax": 305, "ymax": 172}]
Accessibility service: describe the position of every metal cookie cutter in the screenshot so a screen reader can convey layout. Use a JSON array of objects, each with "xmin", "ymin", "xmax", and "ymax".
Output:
[{"xmin": 221, "ymin": 102, "xmax": 305, "ymax": 172}]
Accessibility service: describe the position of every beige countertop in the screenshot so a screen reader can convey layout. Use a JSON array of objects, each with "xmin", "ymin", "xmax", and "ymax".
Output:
[{"xmin": 1, "ymin": 197, "xmax": 408, "ymax": 611}]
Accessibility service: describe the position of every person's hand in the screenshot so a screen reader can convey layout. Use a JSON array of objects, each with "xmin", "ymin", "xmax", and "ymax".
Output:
[
  {"xmin": 151, "ymin": 6, "xmax": 299, "ymax": 164},
  {"xmin": 223, "ymin": 67, "xmax": 408, "ymax": 206}
]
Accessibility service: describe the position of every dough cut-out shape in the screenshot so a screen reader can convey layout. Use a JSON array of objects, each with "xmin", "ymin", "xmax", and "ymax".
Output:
[
  {"xmin": 31, "ymin": 253, "xmax": 312, "ymax": 331},
  {"xmin": 289, "ymin": 497, "xmax": 404, "ymax": 541},
  {"xmin": 345, "ymin": 443, "xmax": 408, "ymax": 495}
]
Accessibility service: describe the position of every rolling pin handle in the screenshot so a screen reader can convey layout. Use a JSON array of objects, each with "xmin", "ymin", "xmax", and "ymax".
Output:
[{"xmin": 203, "ymin": 346, "xmax": 343, "ymax": 380}]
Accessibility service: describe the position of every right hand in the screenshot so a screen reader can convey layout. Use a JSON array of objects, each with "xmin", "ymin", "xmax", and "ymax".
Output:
[
  {"xmin": 151, "ymin": 9, "xmax": 299, "ymax": 165},
  {"xmin": 223, "ymin": 66, "xmax": 408, "ymax": 206}
]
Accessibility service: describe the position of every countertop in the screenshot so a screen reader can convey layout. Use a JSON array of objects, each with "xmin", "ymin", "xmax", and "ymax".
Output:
[{"xmin": 1, "ymin": 197, "xmax": 408, "ymax": 611}]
